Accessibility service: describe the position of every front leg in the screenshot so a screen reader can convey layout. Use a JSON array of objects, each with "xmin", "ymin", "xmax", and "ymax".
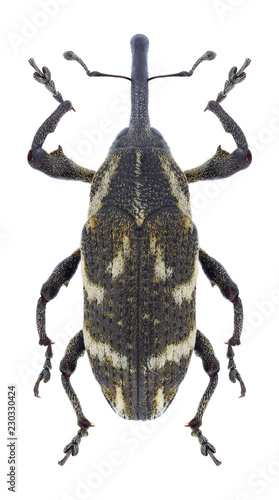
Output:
[
  {"xmin": 28, "ymin": 101, "xmax": 94, "ymax": 182},
  {"xmin": 185, "ymin": 58, "xmax": 252, "ymax": 183},
  {"xmin": 185, "ymin": 101, "xmax": 252, "ymax": 183},
  {"xmin": 27, "ymin": 59, "xmax": 94, "ymax": 183}
]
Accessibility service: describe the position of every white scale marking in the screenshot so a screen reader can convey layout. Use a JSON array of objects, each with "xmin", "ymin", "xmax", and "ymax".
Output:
[
  {"xmin": 84, "ymin": 329, "xmax": 129, "ymax": 370},
  {"xmin": 150, "ymin": 235, "xmax": 173, "ymax": 281},
  {"xmin": 153, "ymin": 387, "xmax": 165, "ymax": 417},
  {"xmin": 147, "ymin": 328, "xmax": 196, "ymax": 370},
  {"xmin": 88, "ymin": 157, "xmax": 119, "ymax": 218},
  {"xmin": 114, "ymin": 386, "xmax": 126, "ymax": 416},
  {"xmin": 172, "ymin": 252, "xmax": 199, "ymax": 306},
  {"xmin": 132, "ymin": 150, "xmax": 148, "ymax": 225},
  {"xmin": 106, "ymin": 234, "xmax": 131, "ymax": 279},
  {"xmin": 107, "ymin": 251, "xmax": 124, "ymax": 279},
  {"xmin": 160, "ymin": 156, "xmax": 192, "ymax": 218},
  {"xmin": 81, "ymin": 256, "xmax": 105, "ymax": 304}
]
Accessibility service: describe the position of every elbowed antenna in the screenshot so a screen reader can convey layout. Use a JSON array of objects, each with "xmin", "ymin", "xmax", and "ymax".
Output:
[
  {"xmin": 148, "ymin": 50, "xmax": 217, "ymax": 81},
  {"xmin": 63, "ymin": 50, "xmax": 131, "ymax": 81}
]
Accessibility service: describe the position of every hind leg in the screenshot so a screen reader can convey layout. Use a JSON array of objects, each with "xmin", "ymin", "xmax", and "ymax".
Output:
[
  {"xmin": 186, "ymin": 330, "xmax": 221, "ymax": 466},
  {"xmin": 58, "ymin": 330, "xmax": 94, "ymax": 466}
]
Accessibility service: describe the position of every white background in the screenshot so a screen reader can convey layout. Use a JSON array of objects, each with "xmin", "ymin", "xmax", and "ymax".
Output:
[{"xmin": 1, "ymin": 1, "xmax": 279, "ymax": 499}]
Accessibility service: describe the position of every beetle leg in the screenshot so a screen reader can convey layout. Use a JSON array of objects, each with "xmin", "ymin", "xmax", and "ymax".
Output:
[
  {"xmin": 27, "ymin": 101, "xmax": 95, "ymax": 183},
  {"xmin": 34, "ymin": 249, "xmax": 81, "ymax": 397},
  {"xmin": 58, "ymin": 330, "xmax": 94, "ymax": 466},
  {"xmin": 186, "ymin": 330, "xmax": 221, "ymax": 466},
  {"xmin": 185, "ymin": 101, "xmax": 252, "ymax": 183},
  {"xmin": 199, "ymin": 249, "xmax": 246, "ymax": 397}
]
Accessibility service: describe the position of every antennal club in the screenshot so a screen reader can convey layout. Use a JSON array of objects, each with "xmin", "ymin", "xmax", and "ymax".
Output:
[
  {"xmin": 63, "ymin": 51, "xmax": 131, "ymax": 81},
  {"xmin": 148, "ymin": 50, "xmax": 216, "ymax": 81}
]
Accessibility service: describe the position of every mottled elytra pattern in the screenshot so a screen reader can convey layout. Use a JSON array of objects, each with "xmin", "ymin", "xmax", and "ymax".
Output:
[
  {"xmin": 81, "ymin": 203, "xmax": 198, "ymax": 420},
  {"xmin": 28, "ymin": 34, "xmax": 251, "ymax": 466}
]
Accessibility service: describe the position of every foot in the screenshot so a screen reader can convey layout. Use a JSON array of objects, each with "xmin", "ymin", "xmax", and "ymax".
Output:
[
  {"xmin": 226, "ymin": 340, "xmax": 246, "ymax": 397},
  {"xmin": 185, "ymin": 423, "xmax": 221, "ymax": 466},
  {"xmin": 33, "ymin": 342, "xmax": 54, "ymax": 397},
  {"xmin": 58, "ymin": 421, "xmax": 94, "ymax": 466}
]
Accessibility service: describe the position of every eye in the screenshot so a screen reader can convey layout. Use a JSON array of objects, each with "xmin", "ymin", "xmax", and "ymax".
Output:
[
  {"xmin": 246, "ymin": 151, "xmax": 252, "ymax": 161},
  {"xmin": 28, "ymin": 150, "xmax": 34, "ymax": 161}
]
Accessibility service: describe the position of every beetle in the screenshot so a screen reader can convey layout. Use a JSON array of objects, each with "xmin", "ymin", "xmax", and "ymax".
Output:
[{"xmin": 28, "ymin": 34, "xmax": 252, "ymax": 466}]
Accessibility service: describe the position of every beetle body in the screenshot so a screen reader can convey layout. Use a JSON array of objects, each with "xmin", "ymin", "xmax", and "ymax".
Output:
[
  {"xmin": 29, "ymin": 34, "xmax": 251, "ymax": 465},
  {"xmin": 80, "ymin": 35, "xmax": 198, "ymax": 420}
]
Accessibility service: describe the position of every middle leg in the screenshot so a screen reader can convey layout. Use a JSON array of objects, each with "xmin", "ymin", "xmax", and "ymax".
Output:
[
  {"xmin": 34, "ymin": 249, "xmax": 81, "ymax": 397},
  {"xmin": 199, "ymin": 248, "xmax": 246, "ymax": 397}
]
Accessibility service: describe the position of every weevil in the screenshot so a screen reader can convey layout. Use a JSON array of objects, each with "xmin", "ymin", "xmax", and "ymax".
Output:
[{"xmin": 28, "ymin": 34, "xmax": 252, "ymax": 466}]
